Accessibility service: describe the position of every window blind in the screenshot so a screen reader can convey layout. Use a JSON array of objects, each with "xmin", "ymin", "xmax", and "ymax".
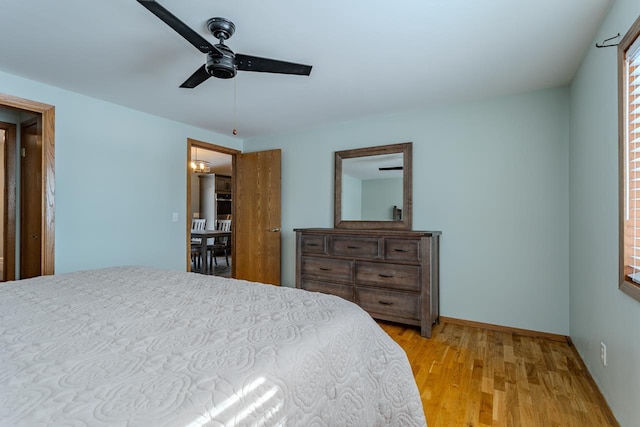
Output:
[{"xmin": 625, "ymin": 37, "xmax": 640, "ymax": 283}]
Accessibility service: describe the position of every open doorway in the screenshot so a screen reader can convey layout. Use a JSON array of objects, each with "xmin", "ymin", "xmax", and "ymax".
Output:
[
  {"xmin": 186, "ymin": 140, "xmax": 283, "ymax": 285},
  {"xmin": 186, "ymin": 138, "xmax": 239, "ymax": 277},
  {"xmin": 0, "ymin": 110, "xmax": 39, "ymax": 281},
  {"xmin": 0, "ymin": 94, "xmax": 55, "ymax": 281}
]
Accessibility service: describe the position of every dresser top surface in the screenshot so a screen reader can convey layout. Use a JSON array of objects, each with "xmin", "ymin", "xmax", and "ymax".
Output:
[{"xmin": 294, "ymin": 228, "xmax": 441, "ymax": 237}]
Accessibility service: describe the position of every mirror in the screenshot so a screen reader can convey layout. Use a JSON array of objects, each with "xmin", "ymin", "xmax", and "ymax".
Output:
[{"xmin": 334, "ymin": 142, "xmax": 412, "ymax": 230}]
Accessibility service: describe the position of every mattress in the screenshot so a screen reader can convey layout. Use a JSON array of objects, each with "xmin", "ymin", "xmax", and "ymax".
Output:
[{"xmin": 0, "ymin": 266, "xmax": 426, "ymax": 426}]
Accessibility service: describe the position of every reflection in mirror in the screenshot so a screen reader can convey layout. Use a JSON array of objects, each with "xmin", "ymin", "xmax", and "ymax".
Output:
[
  {"xmin": 341, "ymin": 153, "xmax": 404, "ymax": 221},
  {"xmin": 393, "ymin": 205, "xmax": 402, "ymax": 220},
  {"xmin": 334, "ymin": 142, "xmax": 412, "ymax": 230}
]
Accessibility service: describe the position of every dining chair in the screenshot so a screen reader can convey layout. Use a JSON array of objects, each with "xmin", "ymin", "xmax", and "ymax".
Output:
[
  {"xmin": 208, "ymin": 219, "xmax": 231, "ymax": 266},
  {"xmin": 191, "ymin": 218, "xmax": 207, "ymax": 269}
]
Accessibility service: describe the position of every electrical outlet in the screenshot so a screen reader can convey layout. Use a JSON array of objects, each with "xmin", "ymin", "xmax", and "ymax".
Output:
[
  {"xmin": 600, "ymin": 342, "xmax": 607, "ymax": 366},
  {"xmin": 172, "ymin": 212, "xmax": 178, "ymax": 222}
]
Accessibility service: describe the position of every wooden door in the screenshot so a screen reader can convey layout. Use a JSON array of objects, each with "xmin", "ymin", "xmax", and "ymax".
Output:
[
  {"xmin": 234, "ymin": 149, "xmax": 282, "ymax": 285},
  {"xmin": 0, "ymin": 122, "xmax": 17, "ymax": 281},
  {"xmin": 20, "ymin": 117, "xmax": 42, "ymax": 279}
]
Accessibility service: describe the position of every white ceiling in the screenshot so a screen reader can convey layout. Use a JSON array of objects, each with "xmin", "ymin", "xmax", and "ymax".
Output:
[{"xmin": 0, "ymin": 0, "xmax": 612, "ymax": 139}]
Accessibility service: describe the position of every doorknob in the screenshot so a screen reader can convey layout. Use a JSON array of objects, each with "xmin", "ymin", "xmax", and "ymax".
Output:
[{"xmin": 269, "ymin": 228, "xmax": 281, "ymax": 232}]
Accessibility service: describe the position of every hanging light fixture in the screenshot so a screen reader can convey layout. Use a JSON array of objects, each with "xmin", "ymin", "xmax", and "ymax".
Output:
[{"xmin": 191, "ymin": 147, "xmax": 210, "ymax": 173}]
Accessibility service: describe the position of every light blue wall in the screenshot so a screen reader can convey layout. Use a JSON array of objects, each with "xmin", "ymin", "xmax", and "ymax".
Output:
[
  {"xmin": 0, "ymin": 70, "xmax": 242, "ymax": 274},
  {"xmin": 341, "ymin": 173, "xmax": 362, "ymax": 220},
  {"xmin": 361, "ymin": 178, "xmax": 403, "ymax": 220},
  {"xmin": 245, "ymin": 86, "xmax": 570, "ymax": 335},
  {"xmin": 569, "ymin": 0, "xmax": 640, "ymax": 425}
]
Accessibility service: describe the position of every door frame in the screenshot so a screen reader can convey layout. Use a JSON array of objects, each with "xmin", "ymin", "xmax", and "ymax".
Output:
[
  {"xmin": 186, "ymin": 138, "xmax": 240, "ymax": 274},
  {"xmin": 0, "ymin": 93, "xmax": 55, "ymax": 277}
]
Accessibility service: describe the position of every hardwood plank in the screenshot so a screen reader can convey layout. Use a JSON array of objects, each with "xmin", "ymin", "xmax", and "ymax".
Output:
[
  {"xmin": 440, "ymin": 316, "xmax": 569, "ymax": 343},
  {"xmin": 379, "ymin": 321, "xmax": 619, "ymax": 426}
]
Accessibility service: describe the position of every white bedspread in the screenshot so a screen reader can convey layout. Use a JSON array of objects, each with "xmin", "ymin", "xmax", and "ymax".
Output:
[{"xmin": 0, "ymin": 266, "xmax": 426, "ymax": 426}]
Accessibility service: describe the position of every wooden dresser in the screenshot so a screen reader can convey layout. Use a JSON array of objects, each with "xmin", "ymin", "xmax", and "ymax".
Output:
[{"xmin": 295, "ymin": 228, "xmax": 441, "ymax": 337}]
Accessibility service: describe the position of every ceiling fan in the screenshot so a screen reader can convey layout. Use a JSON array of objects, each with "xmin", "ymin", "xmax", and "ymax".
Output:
[{"xmin": 136, "ymin": 0, "xmax": 313, "ymax": 88}]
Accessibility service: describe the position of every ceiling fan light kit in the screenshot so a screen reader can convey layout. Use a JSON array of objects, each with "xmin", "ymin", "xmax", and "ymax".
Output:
[
  {"xmin": 136, "ymin": 0, "xmax": 312, "ymax": 88},
  {"xmin": 206, "ymin": 47, "xmax": 237, "ymax": 80}
]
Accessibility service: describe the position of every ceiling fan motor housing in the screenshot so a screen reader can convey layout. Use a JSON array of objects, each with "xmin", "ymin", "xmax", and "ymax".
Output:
[{"xmin": 206, "ymin": 48, "xmax": 237, "ymax": 79}]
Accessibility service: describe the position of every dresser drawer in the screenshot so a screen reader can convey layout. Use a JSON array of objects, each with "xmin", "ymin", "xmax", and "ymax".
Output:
[
  {"xmin": 300, "ymin": 256, "xmax": 353, "ymax": 283},
  {"xmin": 355, "ymin": 262, "xmax": 421, "ymax": 292},
  {"xmin": 330, "ymin": 237, "xmax": 380, "ymax": 258},
  {"xmin": 300, "ymin": 234, "xmax": 326, "ymax": 254},
  {"xmin": 356, "ymin": 288, "xmax": 421, "ymax": 321},
  {"xmin": 384, "ymin": 239, "xmax": 422, "ymax": 262},
  {"xmin": 301, "ymin": 279, "xmax": 354, "ymax": 302}
]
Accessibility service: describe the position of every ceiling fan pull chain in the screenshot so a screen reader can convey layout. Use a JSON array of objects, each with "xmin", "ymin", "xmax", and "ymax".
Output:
[{"xmin": 232, "ymin": 76, "xmax": 238, "ymax": 136}]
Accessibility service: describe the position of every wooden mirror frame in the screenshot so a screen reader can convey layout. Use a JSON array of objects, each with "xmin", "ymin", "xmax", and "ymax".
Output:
[{"xmin": 334, "ymin": 142, "xmax": 412, "ymax": 230}]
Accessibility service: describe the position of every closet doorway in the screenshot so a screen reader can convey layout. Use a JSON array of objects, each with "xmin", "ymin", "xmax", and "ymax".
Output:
[{"xmin": 0, "ymin": 93, "xmax": 55, "ymax": 280}]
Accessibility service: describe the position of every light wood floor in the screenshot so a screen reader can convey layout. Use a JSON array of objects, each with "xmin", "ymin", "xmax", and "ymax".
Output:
[{"xmin": 380, "ymin": 321, "xmax": 618, "ymax": 427}]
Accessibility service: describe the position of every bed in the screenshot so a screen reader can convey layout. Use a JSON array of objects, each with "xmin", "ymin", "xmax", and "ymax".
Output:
[{"xmin": 0, "ymin": 266, "xmax": 426, "ymax": 426}]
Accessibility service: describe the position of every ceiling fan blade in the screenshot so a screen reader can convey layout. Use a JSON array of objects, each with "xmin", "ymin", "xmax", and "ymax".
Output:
[
  {"xmin": 137, "ymin": 0, "xmax": 220, "ymax": 55},
  {"xmin": 236, "ymin": 54, "xmax": 312, "ymax": 76},
  {"xmin": 180, "ymin": 64, "xmax": 211, "ymax": 88}
]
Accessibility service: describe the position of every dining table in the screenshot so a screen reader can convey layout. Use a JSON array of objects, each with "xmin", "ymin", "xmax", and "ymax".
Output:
[{"xmin": 191, "ymin": 229, "xmax": 232, "ymax": 272}]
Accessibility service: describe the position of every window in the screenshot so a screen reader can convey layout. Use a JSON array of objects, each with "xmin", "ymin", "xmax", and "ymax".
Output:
[{"xmin": 620, "ymin": 15, "xmax": 640, "ymax": 302}]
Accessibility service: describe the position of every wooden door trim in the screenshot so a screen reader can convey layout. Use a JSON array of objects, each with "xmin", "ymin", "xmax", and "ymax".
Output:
[
  {"xmin": 186, "ymin": 138, "xmax": 240, "ymax": 272},
  {"xmin": 0, "ymin": 122, "xmax": 16, "ymax": 280},
  {"xmin": 0, "ymin": 93, "xmax": 55, "ymax": 276}
]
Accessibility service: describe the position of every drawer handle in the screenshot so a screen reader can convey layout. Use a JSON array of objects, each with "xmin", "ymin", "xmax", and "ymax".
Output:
[
  {"xmin": 307, "ymin": 243, "xmax": 320, "ymax": 247},
  {"xmin": 347, "ymin": 245, "xmax": 361, "ymax": 249},
  {"xmin": 393, "ymin": 248, "xmax": 410, "ymax": 253},
  {"xmin": 319, "ymin": 267, "xmax": 332, "ymax": 271},
  {"xmin": 378, "ymin": 273, "xmax": 395, "ymax": 278},
  {"xmin": 379, "ymin": 301, "xmax": 393, "ymax": 305}
]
